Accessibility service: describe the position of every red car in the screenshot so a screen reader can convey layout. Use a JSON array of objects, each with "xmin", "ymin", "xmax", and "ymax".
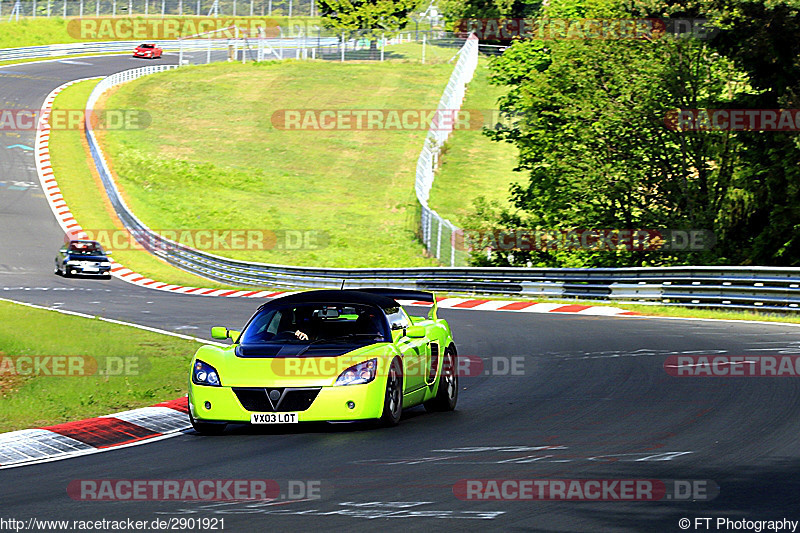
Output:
[{"xmin": 133, "ymin": 43, "xmax": 162, "ymax": 59}]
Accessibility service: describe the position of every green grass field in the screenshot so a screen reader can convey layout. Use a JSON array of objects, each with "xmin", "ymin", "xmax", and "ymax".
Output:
[
  {"xmin": 48, "ymin": 79, "xmax": 242, "ymax": 288},
  {"xmin": 0, "ymin": 299, "xmax": 200, "ymax": 432},
  {"xmin": 100, "ymin": 55, "xmax": 455, "ymax": 267},
  {"xmin": 427, "ymin": 58, "xmax": 519, "ymax": 226}
]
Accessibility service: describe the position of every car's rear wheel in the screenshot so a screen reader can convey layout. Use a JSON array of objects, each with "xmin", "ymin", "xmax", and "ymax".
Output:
[
  {"xmin": 424, "ymin": 345, "xmax": 458, "ymax": 412},
  {"xmin": 379, "ymin": 358, "xmax": 403, "ymax": 427},
  {"xmin": 189, "ymin": 412, "xmax": 226, "ymax": 435}
]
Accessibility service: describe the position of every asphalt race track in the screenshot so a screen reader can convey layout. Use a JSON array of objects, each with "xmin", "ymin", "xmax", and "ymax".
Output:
[{"xmin": 2, "ymin": 54, "xmax": 800, "ymax": 532}]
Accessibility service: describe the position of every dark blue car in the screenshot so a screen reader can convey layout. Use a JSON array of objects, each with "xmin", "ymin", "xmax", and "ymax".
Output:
[{"xmin": 54, "ymin": 240, "xmax": 112, "ymax": 278}]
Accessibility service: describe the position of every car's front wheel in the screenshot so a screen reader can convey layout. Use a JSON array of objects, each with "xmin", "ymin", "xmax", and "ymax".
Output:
[
  {"xmin": 189, "ymin": 412, "xmax": 226, "ymax": 435},
  {"xmin": 424, "ymin": 345, "xmax": 458, "ymax": 412},
  {"xmin": 379, "ymin": 358, "xmax": 403, "ymax": 427}
]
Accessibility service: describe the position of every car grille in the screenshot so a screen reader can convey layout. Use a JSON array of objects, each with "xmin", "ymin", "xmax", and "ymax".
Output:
[{"xmin": 232, "ymin": 387, "xmax": 321, "ymax": 412}]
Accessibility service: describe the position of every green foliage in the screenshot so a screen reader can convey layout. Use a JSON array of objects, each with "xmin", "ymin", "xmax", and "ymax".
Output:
[
  {"xmin": 317, "ymin": 0, "xmax": 423, "ymax": 37},
  {"xmin": 470, "ymin": 0, "xmax": 800, "ymax": 267}
]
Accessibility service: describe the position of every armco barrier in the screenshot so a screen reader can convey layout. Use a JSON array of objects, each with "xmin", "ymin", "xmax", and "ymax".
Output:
[{"xmin": 77, "ymin": 62, "xmax": 800, "ymax": 312}]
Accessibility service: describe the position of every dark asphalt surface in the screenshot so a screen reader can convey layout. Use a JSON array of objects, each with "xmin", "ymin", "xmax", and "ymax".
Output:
[{"xmin": 1, "ymin": 54, "xmax": 800, "ymax": 532}]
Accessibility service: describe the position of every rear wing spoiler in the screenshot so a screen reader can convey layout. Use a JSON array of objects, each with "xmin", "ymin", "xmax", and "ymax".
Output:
[{"xmin": 350, "ymin": 288, "xmax": 439, "ymax": 320}]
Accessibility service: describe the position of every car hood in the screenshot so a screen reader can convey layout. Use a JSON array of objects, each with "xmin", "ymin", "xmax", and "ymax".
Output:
[{"xmin": 196, "ymin": 343, "xmax": 394, "ymax": 387}]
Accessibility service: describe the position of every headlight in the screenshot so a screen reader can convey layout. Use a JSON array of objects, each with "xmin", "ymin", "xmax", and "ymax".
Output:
[
  {"xmin": 334, "ymin": 358, "xmax": 377, "ymax": 386},
  {"xmin": 192, "ymin": 359, "xmax": 221, "ymax": 386}
]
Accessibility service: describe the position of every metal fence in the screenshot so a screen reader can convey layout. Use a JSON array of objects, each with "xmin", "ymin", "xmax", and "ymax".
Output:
[
  {"xmin": 416, "ymin": 34, "xmax": 477, "ymax": 267},
  {"xmin": 0, "ymin": 29, "xmax": 451, "ymax": 63},
  {"xmin": 1, "ymin": 0, "xmax": 321, "ymax": 19}
]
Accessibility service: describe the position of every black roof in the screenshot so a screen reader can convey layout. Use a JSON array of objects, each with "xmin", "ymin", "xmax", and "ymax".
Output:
[{"xmin": 259, "ymin": 289, "xmax": 399, "ymax": 309}]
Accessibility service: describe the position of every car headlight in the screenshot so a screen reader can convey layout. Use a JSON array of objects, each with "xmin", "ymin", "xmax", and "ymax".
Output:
[
  {"xmin": 192, "ymin": 359, "xmax": 221, "ymax": 386},
  {"xmin": 334, "ymin": 358, "xmax": 377, "ymax": 386}
]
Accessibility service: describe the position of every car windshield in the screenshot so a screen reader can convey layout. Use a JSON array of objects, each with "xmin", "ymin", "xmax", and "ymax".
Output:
[
  {"xmin": 240, "ymin": 303, "xmax": 391, "ymax": 355},
  {"xmin": 67, "ymin": 242, "xmax": 104, "ymax": 255},
  {"xmin": 139, "ymin": 44, "xmax": 154, "ymax": 48}
]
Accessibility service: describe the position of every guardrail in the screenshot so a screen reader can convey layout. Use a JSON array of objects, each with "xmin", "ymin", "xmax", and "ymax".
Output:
[{"xmin": 80, "ymin": 65, "xmax": 800, "ymax": 312}]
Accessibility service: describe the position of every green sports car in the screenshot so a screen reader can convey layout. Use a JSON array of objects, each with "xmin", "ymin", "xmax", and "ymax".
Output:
[{"xmin": 188, "ymin": 288, "xmax": 458, "ymax": 434}]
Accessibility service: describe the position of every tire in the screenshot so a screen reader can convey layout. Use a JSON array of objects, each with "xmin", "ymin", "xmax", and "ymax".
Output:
[
  {"xmin": 54, "ymin": 264, "xmax": 61, "ymax": 276},
  {"xmin": 424, "ymin": 345, "xmax": 458, "ymax": 412},
  {"xmin": 189, "ymin": 412, "xmax": 226, "ymax": 435},
  {"xmin": 379, "ymin": 358, "xmax": 403, "ymax": 427}
]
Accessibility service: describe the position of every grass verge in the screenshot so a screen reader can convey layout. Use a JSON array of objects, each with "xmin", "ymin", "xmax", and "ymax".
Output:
[
  {"xmin": 100, "ymin": 56, "xmax": 454, "ymax": 267},
  {"xmin": 428, "ymin": 57, "xmax": 519, "ymax": 226},
  {"xmin": 0, "ymin": 299, "xmax": 200, "ymax": 432},
  {"xmin": 49, "ymin": 79, "xmax": 244, "ymax": 289}
]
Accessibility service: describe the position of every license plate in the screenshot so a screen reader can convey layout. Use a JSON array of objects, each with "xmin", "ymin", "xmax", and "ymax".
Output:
[
  {"xmin": 250, "ymin": 412, "xmax": 298, "ymax": 424},
  {"xmin": 83, "ymin": 267, "xmax": 98, "ymax": 272}
]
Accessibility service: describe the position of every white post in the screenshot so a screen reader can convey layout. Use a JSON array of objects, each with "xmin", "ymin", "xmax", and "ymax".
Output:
[
  {"xmin": 278, "ymin": 26, "xmax": 282, "ymax": 59},
  {"xmin": 48, "ymin": 0, "xmax": 52, "ymax": 16},
  {"xmin": 234, "ymin": 26, "xmax": 239, "ymax": 61},
  {"xmin": 380, "ymin": 32, "xmax": 384, "ymax": 61},
  {"xmin": 62, "ymin": 0, "xmax": 66, "ymax": 17},
  {"xmin": 341, "ymin": 31, "xmax": 344, "ymax": 62},
  {"xmin": 206, "ymin": 35, "xmax": 211, "ymax": 63},
  {"xmin": 287, "ymin": 0, "xmax": 291, "ymax": 17},
  {"xmin": 232, "ymin": 0, "xmax": 235, "ymax": 15},
  {"xmin": 95, "ymin": 0, "xmax": 99, "ymax": 15},
  {"xmin": 177, "ymin": 0, "xmax": 181, "ymax": 15},
  {"xmin": 80, "ymin": 0, "xmax": 84, "ymax": 16},
  {"xmin": 32, "ymin": 0, "xmax": 36, "ymax": 17},
  {"xmin": 144, "ymin": 0, "xmax": 147, "ymax": 14},
  {"xmin": 249, "ymin": 0, "xmax": 252, "ymax": 15},
  {"xmin": 178, "ymin": 38, "xmax": 183, "ymax": 64},
  {"xmin": 161, "ymin": 0, "xmax": 164, "ymax": 14},
  {"xmin": 128, "ymin": 0, "xmax": 131, "ymax": 15},
  {"xmin": 422, "ymin": 34, "xmax": 426, "ymax": 64},
  {"xmin": 112, "ymin": 0, "xmax": 116, "ymax": 15}
]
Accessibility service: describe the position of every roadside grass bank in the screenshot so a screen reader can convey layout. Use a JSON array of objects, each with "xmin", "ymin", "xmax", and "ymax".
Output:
[
  {"xmin": 100, "ymin": 57, "xmax": 454, "ymax": 267},
  {"xmin": 48, "ymin": 79, "xmax": 243, "ymax": 289},
  {"xmin": 0, "ymin": 299, "xmax": 199, "ymax": 432}
]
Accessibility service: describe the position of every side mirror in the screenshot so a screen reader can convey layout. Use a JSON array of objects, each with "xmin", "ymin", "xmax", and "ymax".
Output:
[
  {"xmin": 405, "ymin": 325, "xmax": 426, "ymax": 338},
  {"xmin": 211, "ymin": 326, "xmax": 229, "ymax": 340},
  {"xmin": 228, "ymin": 330, "xmax": 241, "ymax": 343},
  {"xmin": 106, "ymin": 250, "xmax": 113, "ymax": 255}
]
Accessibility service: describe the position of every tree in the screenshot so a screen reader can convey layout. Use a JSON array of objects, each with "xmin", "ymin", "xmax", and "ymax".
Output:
[
  {"xmin": 317, "ymin": 0, "xmax": 424, "ymax": 57},
  {"xmin": 470, "ymin": 0, "xmax": 796, "ymax": 267}
]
